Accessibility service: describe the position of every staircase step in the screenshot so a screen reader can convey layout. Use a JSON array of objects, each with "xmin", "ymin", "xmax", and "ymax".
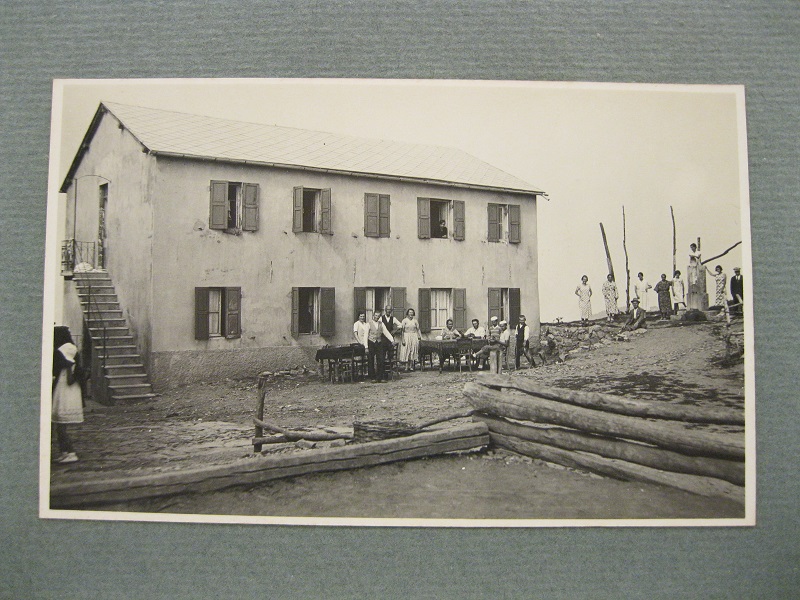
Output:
[
  {"xmin": 87, "ymin": 319, "xmax": 128, "ymax": 327},
  {"xmin": 110, "ymin": 393, "xmax": 158, "ymax": 402},
  {"xmin": 101, "ymin": 354, "xmax": 142, "ymax": 364},
  {"xmin": 105, "ymin": 363, "xmax": 145, "ymax": 370},
  {"xmin": 89, "ymin": 326, "xmax": 130, "ymax": 333},
  {"xmin": 109, "ymin": 383, "xmax": 153, "ymax": 392},
  {"xmin": 106, "ymin": 374, "xmax": 150, "ymax": 386}
]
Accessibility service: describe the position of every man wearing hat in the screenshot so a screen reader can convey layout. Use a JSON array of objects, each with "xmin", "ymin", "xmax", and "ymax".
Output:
[
  {"xmin": 621, "ymin": 298, "xmax": 648, "ymax": 331},
  {"xmin": 730, "ymin": 267, "xmax": 744, "ymax": 315},
  {"xmin": 472, "ymin": 316, "xmax": 501, "ymax": 369}
]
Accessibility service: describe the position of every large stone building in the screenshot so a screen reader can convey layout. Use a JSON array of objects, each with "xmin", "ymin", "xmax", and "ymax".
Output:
[{"xmin": 58, "ymin": 102, "xmax": 544, "ymax": 397}]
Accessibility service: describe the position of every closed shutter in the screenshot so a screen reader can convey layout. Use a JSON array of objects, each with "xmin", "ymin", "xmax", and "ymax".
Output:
[
  {"xmin": 195, "ymin": 287, "xmax": 210, "ymax": 340},
  {"xmin": 320, "ymin": 188, "xmax": 332, "ymax": 234},
  {"xmin": 225, "ymin": 287, "xmax": 241, "ymax": 339},
  {"xmin": 319, "ymin": 287, "xmax": 336, "ymax": 336},
  {"xmin": 292, "ymin": 187, "xmax": 303, "ymax": 232},
  {"xmin": 453, "ymin": 288, "xmax": 467, "ymax": 331},
  {"xmin": 417, "ymin": 198, "xmax": 431, "ymax": 239},
  {"xmin": 488, "ymin": 288, "xmax": 502, "ymax": 326},
  {"xmin": 508, "ymin": 204, "xmax": 521, "ymax": 243},
  {"xmin": 291, "ymin": 287, "xmax": 300, "ymax": 338},
  {"xmin": 487, "ymin": 203, "xmax": 500, "ymax": 242},
  {"xmin": 418, "ymin": 288, "xmax": 431, "ymax": 333},
  {"xmin": 353, "ymin": 287, "xmax": 366, "ymax": 321},
  {"xmin": 210, "ymin": 181, "xmax": 228, "ymax": 230},
  {"xmin": 509, "ymin": 288, "xmax": 521, "ymax": 326},
  {"xmin": 364, "ymin": 193, "xmax": 379, "ymax": 237},
  {"xmin": 453, "ymin": 200, "xmax": 465, "ymax": 241},
  {"xmin": 391, "ymin": 287, "xmax": 406, "ymax": 321},
  {"xmin": 242, "ymin": 183, "xmax": 259, "ymax": 232},
  {"xmin": 378, "ymin": 194, "xmax": 390, "ymax": 237}
]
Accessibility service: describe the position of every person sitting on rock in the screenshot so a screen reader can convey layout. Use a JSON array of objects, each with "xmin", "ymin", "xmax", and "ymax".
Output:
[{"xmin": 621, "ymin": 298, "xmax": 648, "ymax": 332}]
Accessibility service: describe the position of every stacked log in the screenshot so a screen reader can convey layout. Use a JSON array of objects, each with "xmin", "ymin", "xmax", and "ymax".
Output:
[{"xmin": 463, "ymin": 376, "xmax": 746, "ymax": 500}]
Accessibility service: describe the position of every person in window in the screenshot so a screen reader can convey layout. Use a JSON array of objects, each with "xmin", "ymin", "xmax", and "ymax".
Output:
[
  {"xmin": 52, "ymin": 326, "xmax": 84, "ymax": 464},
  {"xmin": 621, "ymin": 298, "xmax": 647, "ymax": 331},
  {"xmin": 398, "ymin": 308, "xmax": 421, "ymax": 372},
  {"xmin": 433, "ymin": 219, "xmax": 448, "ymax": 238}
]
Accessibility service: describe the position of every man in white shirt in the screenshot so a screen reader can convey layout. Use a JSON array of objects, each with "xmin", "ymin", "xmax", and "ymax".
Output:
[
  {"xmin": 514, "ymin": 314, "xmax": 534, "ymax": 369},
  {"xmin": 367, "ymin": 312, "xmax": 395, "ymax": 382},
  {"xmin": 464, "ymin": 319, "xmax": 486, "ymax": 339}
]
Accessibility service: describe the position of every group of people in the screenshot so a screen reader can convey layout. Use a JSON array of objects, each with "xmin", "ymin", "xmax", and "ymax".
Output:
[{"xmin": 352, "ymin": 308, "xmax": 537, "ymax": 381}]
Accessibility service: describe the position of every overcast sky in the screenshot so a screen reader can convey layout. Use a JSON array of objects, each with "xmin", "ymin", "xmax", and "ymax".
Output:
[{"xmin": 51, "ymin": 79, "xmax": 749, "ymax": 321}]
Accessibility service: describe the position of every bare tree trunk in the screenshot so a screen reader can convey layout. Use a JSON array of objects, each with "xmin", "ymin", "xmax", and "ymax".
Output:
[
  {"xmin": 671, "ymin": 205, "xmax": 676, "ymax": 275},
  {"xmin": 599, "ymin": 222, "xmax": 614, "ymax": 280},
  {"xmin": 622, "ymin": 206, "xmax": 630, "ymax": 312}
]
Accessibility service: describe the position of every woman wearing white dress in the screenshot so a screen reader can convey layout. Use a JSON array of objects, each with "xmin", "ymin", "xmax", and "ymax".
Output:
[
  {"xmin": 52, "ymin": 326, "xmax": 84, "ymax": 464},
  {"xmin": 575, "ymin": 275, "xmax": 593, "ymax": 324},
  {"xmin": 634, "ymin": 272, "xmax": 652, "ymax": 312}
]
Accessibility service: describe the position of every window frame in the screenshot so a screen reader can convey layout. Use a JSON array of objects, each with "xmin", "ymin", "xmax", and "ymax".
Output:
[
  {"xmin": 487, "ymin": 202, "xmax": 521, "ymax": 243},
  {"xmin": 417, "ymin": 197, "xmax": 465, "ymax": 241},
  {"xmin": 293, "ymin": 186, "xmax": 333, "ymax": 234},
  {"xmin": 364, "ymin": 193, "xmax": 391, "ymax": 238},
  {"xmin": 291, "ymin": 287, "xmax": 336, "ymax": 337},
  {"xmin": 210, "ymin": 181, "xmax": 259, "ymax": 233},
  {"xmin": 195, "ymin": 287, "xmax": 242, "ymax": 340}
]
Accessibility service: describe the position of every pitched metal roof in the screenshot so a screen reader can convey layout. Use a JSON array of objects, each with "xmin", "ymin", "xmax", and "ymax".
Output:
[{"xmin": 62, "ymin": 102, "xmax": 543, "ymax": 195}]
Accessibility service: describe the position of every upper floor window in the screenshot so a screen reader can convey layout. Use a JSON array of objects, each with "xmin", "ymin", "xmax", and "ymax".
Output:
[
  {"xmin": 195, "ymin": 287, "xmax": 241, "ymax": 340},
  {"xmin": 293, "ymin": 187, "xmax": 332, "ymax": 234},
  {"xmin": 210, "ymin": 181, "xmax": 259, "ymax": 232},
  {"xmin": 487, "ymin": 203, "xmax": 521, "ymax": 243},
  {"xmin": 417, "ymin": 197, "xmax": 465, "ymax": 240},
  {"xmin": 364, "ymin": 193, "xmax": 390, "ymax": 238}
]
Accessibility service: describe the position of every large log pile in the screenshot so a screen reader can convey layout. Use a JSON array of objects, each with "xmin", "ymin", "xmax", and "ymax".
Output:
[{"xmin": 464, "ymin": 375, "xmax": 746, "ymax": 500}]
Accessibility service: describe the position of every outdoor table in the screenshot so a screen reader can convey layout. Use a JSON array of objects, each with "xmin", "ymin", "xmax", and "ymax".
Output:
[
  {"xmin": 315, "ymin": 344, "xmax": 366, "ymax": 382},
  {"xmin": 418, "ymin": 338, "xmax": 486, "ymax": 372}
]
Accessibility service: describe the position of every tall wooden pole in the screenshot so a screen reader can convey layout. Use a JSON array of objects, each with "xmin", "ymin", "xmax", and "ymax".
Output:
[
  {"xmin": 670, "ymin": 206, "xmax": 676, "ymax": 275},
  {"xmin": 622, "ymin": 207, "xmax": 630, "ymax": 312},
  {"xmin": 599, "ymin": 222, "xmax": 615, "ymax": 280}
]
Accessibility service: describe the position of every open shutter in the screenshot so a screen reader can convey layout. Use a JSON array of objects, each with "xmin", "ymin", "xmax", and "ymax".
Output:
[
  {"xmin": 194, "ymin": 287, "xmax": 210, "ymax": 340},
  {"xmin": 353, "ymin": 287, "xmax": 366, "ymax": 322},
  {"xmin": 508, "ymin": 204, "xmax": 521, "ymax": 243},
  {"xmin": 319, "ymin": 287, "xmax": 336, "ymax": 336},
  {"xmin": 242, "ymin": 183, "xmax": 259, "ymax": 232},
  {"xmin": 391, "ymin": 287, "xmax": 406, "ymax": 321},
  {"xmin": 364, "ymin": 193, "xmax": 379, "ymax": 237},
  {"xmin": 418, "ymin": 288, "xmax": 431, "ymax": 333},
  {"xmin": 453, "ymin": 200, "xmax": 465, "ymax": 241},
  {"xmin": 320, "ymin": 188, "xmax": 332, "ymax": 234},
  {"xmin": 379, "ymin": 194, "xmax": 390, "ymax": 237},
  {"xmin": 224, "ymin": 287, "xmax": 241, "ymax": 339},
  {"xmin": 292, "ymin": 187, "xmax": 303, "ymax": 232},
  {"xmin": 291, "ymin": 287, "xmax": 300, "ymax": 338},
  {"xmin": 487, "ymin": 203, "xmax": 500, "ymax": 242},
  {"xmin": 453, "ymin": 288, "xmax": 467, "ymax": 331},
  {"xmin": 509, "ymin": 288, "xmax": 521, "ymax": 326},
  {"xmin": 210, "ymin": 181, "xmax": 228, "ymax": 230},
  {"xmin": 488, "ymin": 288, "xmax": 502, "ymax": 326},
  {"xmin": 417, "ymin": 198, "xmax": 431, "ymax": 239}
]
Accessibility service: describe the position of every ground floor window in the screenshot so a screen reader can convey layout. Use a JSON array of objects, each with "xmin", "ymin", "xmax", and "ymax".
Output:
[
  {"xmin": 195, "ymin": 287, "xmax": 241, "ymax": 340},
  {"xmin": 418, "ymin": 287, "xmax": 466, "ymax": 332},
  {"xmin": 488, "ymin": 287, "xmax": 521, "ymax": 325},
  {"xmin": 292, "ymin": 287, "xmax": 335, "ymax": 337}
]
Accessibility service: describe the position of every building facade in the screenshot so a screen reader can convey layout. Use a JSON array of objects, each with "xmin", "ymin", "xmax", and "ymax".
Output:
[{"xmin": 59, "ymin": 102, "xmax": 544, "ymax": 390}]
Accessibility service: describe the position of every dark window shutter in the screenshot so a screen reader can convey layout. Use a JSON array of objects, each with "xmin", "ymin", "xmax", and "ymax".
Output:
[
  {"xmin": 508, "ymin": 204, "xmax": 521, "ymax": 243},
  {"xmin": 225, "ymin": 287, "xmax": 241, "ymax": 339},
  {"xmin": 319, "ymin": 287, "xmax": 336, "ymax": 336},
  {"xmin": 378, "ymin": 194, "xmax": 390, "ymax": 237},
  {"xmin": 353, "ymin": 287, "xmax": 366, "ymax": 322},
  {"xmin": 417, "ymin": 198, "xmax": 431, "ymax": 239},
  {"xmin": 418, "ymin": 288, "xmax": 431, "ymax": 333},
  {"xmin": 194, "ymin": 287, "xmax": 210, "ymax": 340},
  {"xmin": 509, "ymin": 288, "xmax": 521, "ymax": 326},
  {"xmin": 453, "ymin": 288, "xmax": 467, "ymax": 331},
  {"xmin": 320, "ymin": 188, "xmax": 332, "ymax": 234},
  {"xmin": 487, "ymin": 203, "xmax": 500, "ymax": 242},
  {"xmin": 453, "ymin": 200, "xmax": 465, "ymax": 241},
  {"xmin": 210, "ymin": 181, "xmax": 228, "ymax": 230},
  {"xmin": 291, "ymin": 287, "xmax": 300, "ymax": 338},
  {"xmin": 364, "ymin": 193, "xmax": 379, "ymax": 237},
  {"xmin": 391, "ymin": 287, "xmax": 406, "ymax": 321},
  {"xmin": 488, "ymin": 288, "xmax": 502, "ymax": 326},
  {"xmin": 292, "ymin": 187, "xmax": 303, "ymax": 233},
  {"xmin": 242, "ymin": 183, "xmax": 259, "ymax": 232}
]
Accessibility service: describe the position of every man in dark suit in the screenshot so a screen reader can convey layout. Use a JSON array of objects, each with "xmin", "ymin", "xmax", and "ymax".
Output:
[
  {"xmin": 621, "ymin": 298, "xmax": 647, "ymax": 331},
  {"xmin": 730, "ymin": 267, "xmax": 744, "ymax": 315}
]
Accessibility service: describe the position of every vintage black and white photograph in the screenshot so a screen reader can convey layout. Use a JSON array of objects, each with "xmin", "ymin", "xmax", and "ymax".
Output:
[{"xmin": 41, "ymin": 78, "xmax": 754, "ymax": 525}]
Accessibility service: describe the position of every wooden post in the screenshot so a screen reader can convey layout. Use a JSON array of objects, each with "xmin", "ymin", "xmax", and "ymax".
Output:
[
  {"xmin": 622, "ymin": 206, "xmax": 630, "ymax": 312},
  {"xmin": 254, "ymin": 373, "xmax": 269, "ymax": 453},
  {"xmin": 670, "ymin": 206, "xmax": 676, "ymax": 275},
  {"xmin": 488, "ymin": 348, "xmax": 502, "ymax": 374},
  {"xmin": 599, "ymin": 222, "xmax": 614, "ymax": 280}
]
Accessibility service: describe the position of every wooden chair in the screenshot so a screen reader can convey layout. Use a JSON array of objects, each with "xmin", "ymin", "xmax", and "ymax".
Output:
[
  {"xmin": 456, "ymin": 339, "xmax": 474, "ymax": 372},
  {"xmin": 383, "ymin": 342, "xmax": 400, "ymax": 380}
]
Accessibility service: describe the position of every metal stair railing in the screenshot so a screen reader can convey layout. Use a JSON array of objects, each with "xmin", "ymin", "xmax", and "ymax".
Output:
[{"xmin": 84, "ymin": 280, "xmax": 110, "ymax": 404}]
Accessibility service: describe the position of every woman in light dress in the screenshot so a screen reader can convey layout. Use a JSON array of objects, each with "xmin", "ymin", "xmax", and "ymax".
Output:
[
  {"xmin": 399, "ymin": 308, "xmax": 421, "ymax": 371},
  {"xmin": 52, "ymin": 326, "xmax": 84, "ymax": 464},
  {"xmin": 575, "ymin": 275, "xmax": 592, "ymax": 324},
  {"xmin": 706, "ymin": 264, "xmax": 728, "ymax": 308},
  {"xmin": 601, "ymin": 274, "xmax": 619, "ymax": 323}
]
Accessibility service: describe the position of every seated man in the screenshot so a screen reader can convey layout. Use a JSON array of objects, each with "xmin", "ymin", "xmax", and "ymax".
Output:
[
  {"xmin": 621, "ymin": 298, "xmax": 648, "ymax": 331},
  {"xmin": 474, "ymin": 317, "xmax": 507, "ymax": 370},
  {"xmin": 464, "ymin": 318, "xmax": 486, "ymax": 339}
]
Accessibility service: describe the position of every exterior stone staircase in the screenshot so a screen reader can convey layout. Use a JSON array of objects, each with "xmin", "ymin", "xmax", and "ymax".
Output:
[{"xmin": 74, "ymin": 271, "xmax": 157, "ymax": 403}]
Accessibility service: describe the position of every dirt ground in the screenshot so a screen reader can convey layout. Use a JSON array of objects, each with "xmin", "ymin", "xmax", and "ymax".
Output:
[{"xmin": 49, "ymin": 319, "xmax": 746, "ymax": 520}]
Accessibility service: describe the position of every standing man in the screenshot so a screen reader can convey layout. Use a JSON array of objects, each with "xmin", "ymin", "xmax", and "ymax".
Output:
[
  {"xmin": 379, "ymin": 305, "xmax": 401, "ymax": 382},
  {"xmin": 514, "ymin": 314, "xmax": 534, "ymax": 369},
  {"xmin": 367, "ymin": 312, "xmax": 393, "ymax": 383},
  {"xmin": 634, "ymin": 272, "xmax": 652, "ymax": 312},
  {"xmin": 730, "ymin": 267, "xmax": 744, "ymax": 315},
  {"xmin": 671, "ymin": 270, "xmax": 686, "ymax": 315}
]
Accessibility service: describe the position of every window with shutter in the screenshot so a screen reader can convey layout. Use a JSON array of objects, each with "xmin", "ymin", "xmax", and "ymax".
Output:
[
  {"xmin": 487, "ymin": 203, "xmax": 500, "ymax": 242},
  {"xmin": 391, "ymin": 287, "xmax": 406, "ymax": 321},
  {"xmin": 353, "ymin": 287, "xmax": 367, "ymax": 322},
  {"xmin": 452, "ymin": 288, "xmax": 467, "ymax": 331},
  {"xmin": 242, "ymin": 184, "xmax": 259, "ymax": 232},
  {"xmin": 378, "ymin": 194, "xmax": 390, "ymax": 237},
  {"xmin": 195, "ymin": 288, "xmax": 211, "ymax": 340},
  {"xmin": 195, "ymin": 286, "xmax": 241, "ymax": 340},
  {"xmin": 293, "ymin": 187, "xmax": 332, "ymax": 234},
  {"xmin": 319, "ymin": 287, "xmax": 336, "ymax": 336},
  {"xmin": 508, "ymin": 204, "xmax": 521, "ymax": 243},
  {"xmin": 364, "ymin": 193, "xmax": 379, "ymax": 237},
  {"xmin": 320, "ymin": 188, "xmax": 332, "ymax": 234},
  {"xmin": 488, "ymin": 288, "xmax": 502, "ymax": 325},
  {"xmin": 209, "ymin": 181, "xmax": 228, "ymax": 230},
  {"xmin": 292, "ymin": 187, "xmax": 304, "ymax": 233},
  {"xmin": 417, "ymin": 198, "xmax": 431, "ymax": 239},
  {"xmin": 225, "ymin": 287, "xmax": 241, "ymax": 339},
  {"xmin": 509, "ymin": 288, "xmax": 521, "ymax": 325},
  {"xmin": 291, "ymin": 287, "xmax": 300, "ymax": 337},
  {"xmin": 418, "ymin": 288, "xmax": 431, "ymax": 333},
  {"xmin": 453, "ymin": 200, "xmax": 465, "ymax": 241}
]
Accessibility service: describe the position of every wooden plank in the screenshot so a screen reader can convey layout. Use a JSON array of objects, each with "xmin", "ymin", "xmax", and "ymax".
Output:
[
  {"xmin": 50, "ymin": 423, "xmax": 489, "ymax": 508},
  {"xmin": 475, "ymin": 374, "xmax": 744, "ymax": 426},
  {"xmin": 492, "ymin": 432, "xmax": 744, "ymax": 502},
  {"xmin": 464, "ymin": 383, "xmax": 744, "ymax": 460},
  {"xmin": 476, "ymin": 414, "xmax": 744, "ymax": 485}
]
